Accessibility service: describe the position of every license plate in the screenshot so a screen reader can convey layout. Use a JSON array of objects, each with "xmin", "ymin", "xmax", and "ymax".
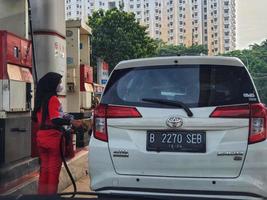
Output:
[{"xmin": 146, "ymin": 131, "xmax": 206, "ymax": 153}]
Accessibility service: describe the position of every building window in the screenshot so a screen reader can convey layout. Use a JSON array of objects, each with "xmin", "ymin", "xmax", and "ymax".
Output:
[{"xmin": 108, "ymin": 2, "xmax": 116, "ymax": 9}]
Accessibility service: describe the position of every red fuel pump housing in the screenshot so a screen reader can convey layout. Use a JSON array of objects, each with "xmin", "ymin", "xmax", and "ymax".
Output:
[
  {"xmin": 80, "ymin": 64, "xmax": 93, "ymax": 91},
  {"xmin": 0, "ymin": 31, "xmax": 32, "ymax": 79}
]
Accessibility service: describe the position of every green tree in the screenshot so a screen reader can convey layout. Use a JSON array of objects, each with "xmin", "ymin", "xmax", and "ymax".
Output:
[
  {"xmin": 88, "ymin": 8, "xmax": 157, "ymax": 71},
  {"xmin": 154, "ymin": 44, "xmax": 208, "ymax": 56}
]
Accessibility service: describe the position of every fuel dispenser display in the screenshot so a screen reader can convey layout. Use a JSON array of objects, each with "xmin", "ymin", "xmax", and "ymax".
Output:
[{"xmin": 0, "ymin": 31, "xmax": 33, "ymax": 164}]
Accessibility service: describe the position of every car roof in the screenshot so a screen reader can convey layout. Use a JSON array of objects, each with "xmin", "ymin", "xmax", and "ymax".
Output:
[{"xmin": 114, "ymin": 56, "xmax": 245, "ymax": 70}]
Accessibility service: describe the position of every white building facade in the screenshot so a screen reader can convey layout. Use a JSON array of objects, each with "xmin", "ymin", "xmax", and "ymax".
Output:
[{"xmin": 65, "ymin": 0, "xmax": 236, "ymax": 54}]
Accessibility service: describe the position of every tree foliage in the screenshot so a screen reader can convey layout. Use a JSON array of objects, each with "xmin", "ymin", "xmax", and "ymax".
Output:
[
  {"xmin": 88, "ymin": 8, "xmax": 157, "ymax": 71},
  {"xmin": 222, "ymin": 40, "xmax": 267, "ymax": 104},
  {"xmin": 154, "ymin": 44, "xmax": 208, "ymax": 56}
]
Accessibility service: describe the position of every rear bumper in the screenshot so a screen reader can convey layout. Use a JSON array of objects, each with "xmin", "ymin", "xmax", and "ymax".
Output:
[
  {"xmin": 92, "ymin": 175, "xmax": 265, "ymax": 200},
  {"xmin": 95, "ymin": 187, "xmax": 263, "ymax": 200},
  {"xmin": 88, "ymin": 137, "xmax": 267, "ymax": 199}
]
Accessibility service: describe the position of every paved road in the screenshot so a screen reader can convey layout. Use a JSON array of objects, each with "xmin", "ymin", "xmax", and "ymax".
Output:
[{"xmin": 62, "ymin": 175, "xmax": 96, "ymax": 198}]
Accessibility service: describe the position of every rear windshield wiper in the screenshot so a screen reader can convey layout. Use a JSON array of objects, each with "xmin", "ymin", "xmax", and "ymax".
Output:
[{"xmin": 142, "ymin": 98, "xmax": 193, "ymax": 117}]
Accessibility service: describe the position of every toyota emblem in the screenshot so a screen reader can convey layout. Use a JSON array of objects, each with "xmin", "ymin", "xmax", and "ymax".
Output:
[{"xmin": 166, "ymin": 116, "xmax": 183, "ymax": 128}]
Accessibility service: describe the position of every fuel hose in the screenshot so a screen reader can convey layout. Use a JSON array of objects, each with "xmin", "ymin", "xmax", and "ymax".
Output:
[{"xmin": 60, "ymin": 133, "xmax": 77, "ymax": 198}]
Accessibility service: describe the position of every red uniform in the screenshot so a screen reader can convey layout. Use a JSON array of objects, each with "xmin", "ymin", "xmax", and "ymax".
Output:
[{"xmin": 36, "ymin": 96, "xmax": 63, "ymax": 195}]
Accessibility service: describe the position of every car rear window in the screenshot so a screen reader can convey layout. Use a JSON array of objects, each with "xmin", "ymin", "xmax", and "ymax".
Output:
[{"xmin": 101, "ymin": 65, "xmax": 259, "ymax": 108}]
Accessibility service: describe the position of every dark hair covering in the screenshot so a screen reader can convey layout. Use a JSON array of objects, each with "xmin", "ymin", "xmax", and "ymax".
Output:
[{"xmin": 32, "ymin": 72, "xmax": 62, "ymax": 123}]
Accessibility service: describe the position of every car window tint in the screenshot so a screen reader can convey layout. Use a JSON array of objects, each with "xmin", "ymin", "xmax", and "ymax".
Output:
[{"xmin": 102, "ymin": 65, "xmax": 258, "ymax": 108}]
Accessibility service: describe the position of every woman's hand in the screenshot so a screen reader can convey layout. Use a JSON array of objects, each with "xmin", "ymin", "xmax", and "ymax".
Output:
[{"xmin": 70, "ymin": 119, "xmax": 83, "ymax": 128}]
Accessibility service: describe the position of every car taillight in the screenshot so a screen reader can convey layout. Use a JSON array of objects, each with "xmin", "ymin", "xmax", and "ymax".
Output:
[
  {"xmin": 210, "ymin": 105, "xmax": 250, "ymax": 118},
  {"xmin": 93, "ymin": 104, "xmax": 108, "ymax": 142},
  {"xmin": 210, "ymin": 103, "xmax": 267, "ymax": 144},
  {"xmin": 249, "ymin": 104, "xmax": 266, "ymax": 144},
  {"xmin": 93, "ymin": 104, "xmax": 142, "ymax": 142}
]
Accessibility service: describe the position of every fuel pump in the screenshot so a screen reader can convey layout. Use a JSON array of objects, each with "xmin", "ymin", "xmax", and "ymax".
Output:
[{"xmin": 0, "ymin": 31, "xmax": 33, "ymax": 165}]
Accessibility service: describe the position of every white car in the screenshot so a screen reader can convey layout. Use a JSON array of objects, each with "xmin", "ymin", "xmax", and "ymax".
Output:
[{"xmin": 89, "ymin": 56, "xmax": 267, "ymax": 200}]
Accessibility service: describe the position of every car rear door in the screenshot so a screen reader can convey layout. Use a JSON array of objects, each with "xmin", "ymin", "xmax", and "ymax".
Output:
[{"xmin": 100, "ymin": 64, "xmax": 258, "ymax": 178}]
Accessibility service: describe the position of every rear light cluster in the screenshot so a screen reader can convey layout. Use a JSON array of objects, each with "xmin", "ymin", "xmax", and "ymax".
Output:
[
  {"xmin": 93, "ymin": 104, "xmax": 142, "ymax": 142},
  {"xmin": 210, "ymin": 103, "xmax": 267, "ymax": 144}
]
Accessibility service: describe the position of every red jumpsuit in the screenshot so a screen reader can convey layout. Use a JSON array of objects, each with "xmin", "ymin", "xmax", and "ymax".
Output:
[{"xmin": 36, "ymin": 96, "xmax": 63, "ymax": 195}]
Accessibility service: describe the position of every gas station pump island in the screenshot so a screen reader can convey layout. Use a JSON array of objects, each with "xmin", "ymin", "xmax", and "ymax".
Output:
[{"xmin": 0, "ymin": 0, "xmax": 107, "ymax": 195}]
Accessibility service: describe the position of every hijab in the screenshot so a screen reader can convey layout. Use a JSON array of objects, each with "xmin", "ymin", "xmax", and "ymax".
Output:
[{"xmin": 32, "ymin": 72, "xmax": 62, "ymax": 123}]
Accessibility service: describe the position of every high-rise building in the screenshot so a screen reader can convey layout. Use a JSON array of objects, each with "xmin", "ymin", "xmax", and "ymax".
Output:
[
  {"xmin": 205, "ymin": 0, "xmax": 236, "ymax": 54},
  {"xmin": 65, "ymin": 0, "xmax": 87, "ymax": 22},
  {"xmin": 65, "ymin": 0, "xmax": 236, "ymax": 54}
]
